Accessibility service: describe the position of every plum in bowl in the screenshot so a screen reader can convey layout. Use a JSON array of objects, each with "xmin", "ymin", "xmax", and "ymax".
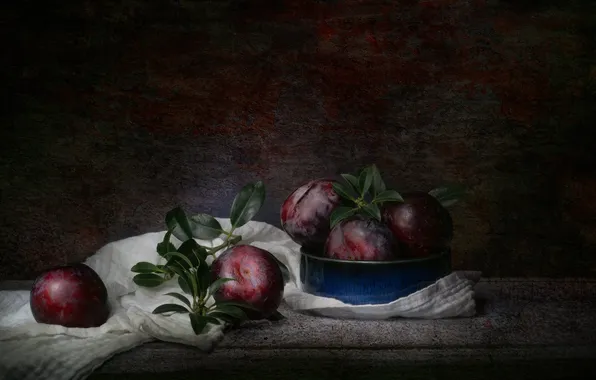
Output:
[
  {"xmin": 283, "ymin": 168, "xmax": 461, "ymax": 305},
  {"xmin": 280, "ymin": 179, "xmax": 341, "ymax": 250},
  {"xmin": 298, "ymin": 215, "xmax": 451, "ymax": 305}
]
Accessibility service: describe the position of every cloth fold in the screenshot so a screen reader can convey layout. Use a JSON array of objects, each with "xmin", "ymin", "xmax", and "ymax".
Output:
[
  {"xmin": 284, "ymin": 270, "xmax": 480, "ymax": 319},
  {"xmin": 0, "ymin": 219, "xmax": 480, "ymax": 380}
]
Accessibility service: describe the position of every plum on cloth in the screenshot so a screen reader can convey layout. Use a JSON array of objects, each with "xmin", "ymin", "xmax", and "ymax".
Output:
[{"xmin": 0, "ymin": 219, "xmax": 479, "ymax": 380}]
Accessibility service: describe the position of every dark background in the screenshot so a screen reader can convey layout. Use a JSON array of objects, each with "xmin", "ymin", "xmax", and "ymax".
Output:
[{"xmin": 1, "ymin": 0, "xmax": 595, "ymax": 280}]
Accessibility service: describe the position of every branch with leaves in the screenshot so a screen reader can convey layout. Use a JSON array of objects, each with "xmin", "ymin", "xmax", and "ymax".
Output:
[
  {"xmin": 330, "ymin": 165, "xmax": 403, "ymax": 228},
  {"xmin": 330, "ymin": 164, "xmax": 466, "ymax": 228},
  {"xmin": 130, "ymin": 181, "xmax": 267, "ymax": 334}
]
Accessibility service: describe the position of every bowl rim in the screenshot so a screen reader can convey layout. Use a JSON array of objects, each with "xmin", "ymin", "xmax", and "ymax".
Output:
[{"xmin": 300, "ymin": 247, "xmax": 451, "ymax": 265}]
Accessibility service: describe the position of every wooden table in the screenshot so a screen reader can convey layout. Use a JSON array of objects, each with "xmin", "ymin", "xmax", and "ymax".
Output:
[{"xmin": 3, "ymin": 278, "xmax": 596, "ymax": 379}]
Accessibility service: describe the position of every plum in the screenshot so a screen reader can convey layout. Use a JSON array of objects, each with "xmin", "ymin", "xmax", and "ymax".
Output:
[
  {"xmin": 210, "ymin": 245, "xmax": 284, "ymax": 320},
  {"xmin": 382, "ymin": 191, "xmax": 453, "ymax": 257},
  {"xmin": 30, "ymin": 263, "xmax": 109, "ymax": 328},
  {"xmin": 280, "ymin": 179, "xmax": 341, "ymax": 249},
  {"xmin": 324, "ymin": 216, "xmax": 398, "ymax": 261}
]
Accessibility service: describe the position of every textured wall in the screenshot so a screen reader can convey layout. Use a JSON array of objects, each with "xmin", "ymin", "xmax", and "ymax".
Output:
[{"xmin": 1, "ymin": 0, "xmax": 595, "ymax": 280}]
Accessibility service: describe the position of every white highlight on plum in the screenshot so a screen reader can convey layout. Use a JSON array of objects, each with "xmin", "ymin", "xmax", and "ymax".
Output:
[
  {"xmin": 326, "ymin": 218, "xmax": 395, "ymax": 260},
  {"xmin": 285, "ymin": 181, "xmax": 338, "ymax": 237}
]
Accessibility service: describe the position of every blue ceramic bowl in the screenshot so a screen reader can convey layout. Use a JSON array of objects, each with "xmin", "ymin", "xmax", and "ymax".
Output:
[{"xmin": 299, "ymin": 248, "xmax": 452, "ymax": 305}]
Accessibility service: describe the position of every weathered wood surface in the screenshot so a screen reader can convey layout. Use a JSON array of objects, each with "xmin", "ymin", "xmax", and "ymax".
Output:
[
  {"xmin": 3, "ymin": 278, "xmax": 596, "ymax": 378},
  {"xmin": 89, "ymin": 347, "xmax": 596, "ymax": 379},
  {"xmin": 1, "ymin": 0, "xmax": 596, "ymax": 281}
]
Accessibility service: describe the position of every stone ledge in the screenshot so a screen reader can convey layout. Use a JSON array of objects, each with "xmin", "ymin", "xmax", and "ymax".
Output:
[
  {"xmin": 95, "ymin": 345, "xmax": 596, "ymax": 374},
  {"xmin": 3, "ymin": 279, "xmax": 596, "ymax": 376}
]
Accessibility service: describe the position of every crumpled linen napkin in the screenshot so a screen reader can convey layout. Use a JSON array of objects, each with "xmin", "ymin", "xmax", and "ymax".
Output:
[
  {"xmin": 0, "ymin": 219, "xmax": 480, "ymax": 380},
  {"xmin": 284, "ymin": 271, "xmax": 481, "ymax": 319}
]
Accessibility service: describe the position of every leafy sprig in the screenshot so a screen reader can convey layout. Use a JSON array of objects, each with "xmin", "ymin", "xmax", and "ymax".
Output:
[
  {"xmin": 428, "ymin": 184, "xmax": 466, "ymax": 207},
  {"xmin": 130, "ymin": 181, "xmax": 274, "ymax": 334},
  {"xmin": 330, "ymin": 165, "xmax": 404, "ymax": 228},
  {"xmin": 330, "ymin": 164, "xmax": 466, "ymax": 228}
]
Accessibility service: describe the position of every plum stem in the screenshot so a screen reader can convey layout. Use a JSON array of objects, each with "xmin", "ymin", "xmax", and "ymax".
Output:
[
  {"xmin": 202, "ymin": 230, "xmax": 242, "ymax": 258},
  {"xmin": 206, "ymin": 240, "xmax": 231, "ymax": 256},
  {"xmin": 222, "ymin": 230, "xmax": 241, "ymax": 240}
]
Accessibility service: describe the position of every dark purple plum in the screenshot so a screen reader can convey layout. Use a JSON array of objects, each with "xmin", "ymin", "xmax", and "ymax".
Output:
[
  {"xmin": 324, "ymin": 216, "xmax": 399, "ymax": 261},
  {"xmin": 210, "ymin": 245, "xmax": 284, "ymax": 320},
  {"xmin": 30, "ymin": 263, "xmax": 110, "ymax": 328},
  {"xmin": 382, "ymin": 191, "xmax": 453, "ymax": 257},
  {"xmin": 280, "ymin": 179, "xmax": 341, "ymax": 249}
]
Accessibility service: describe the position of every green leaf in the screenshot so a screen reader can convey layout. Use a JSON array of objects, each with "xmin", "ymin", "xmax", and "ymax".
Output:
[
  {"xmin": 332, "ymin": 182, "xmax": 357, "ymax": 201},
  {"xmin": 164, "ymin": 251, "xmax": 195, "ymax": 270},
  {"xmin": 188, "ymin": 269, "xmax": 201, "ymax": 297},
  {"xmin": 212, "ymin": 305, "xmax": 247, "ymax": 320},
  {"xmin": 214, "ymin": 300, "xmax": 260, "ymax": 311},
  {"xmin": 428, "ymin": 184, "xmax": 466, "ymax": 207},
  {"xmin": 329, "ymin": 206, "xmax": 358, "ymax": 229},
  {"xmin": 166, "ymin": 207, "xmax": 194, "ymax": 241},
  {"xmin": 204, "ymin": 316, "xmax": 221, "ymax": 325},
  {"xmin": 370, "ymin": 164, "xmax": 386, "ymax": 195},
  {"xmin": 164, "ymin": 292, "xmax": 192, "ymax": 308},
  {"xmin": 207, "ymin": 311, "xmax": 237, "ymax": 324},
  {"xmin": 176, "ymin": 240, "xmax": 199, "ymax": 267},
  {"xmin": 131, "ymin": 262, "xmax": 161, "ymax": 274},
  {"xmin": 207, "ymin": 277, "xmax": 236, "ymax": 297},
  {"xmin": 189, "ymin": 314, "xmax": 221, "ymax": 332},
  {"xmin": 358, "ymin": 166, "xmax": 373, "ymax": 196},
  {"xmin": 157, "ymin": 241, "xmax": 177, "ymax": 256},
  {"xmin": 156, "ymin": 230, "xmax": 176, "ymax": 257},
  {"xmin": 153, "ymin": 303, "xmax": 190, "ymax": 315},
  {"xmin": 195, "ymin": 256, "xmax": 211, "ymax": 294},
  {"xmin": 373, "ymin": 190, "xmax": 404, "ymax": 204},
  {"xmin": 189, "ymin": 313, "xmax": 209, "ymax": 334},
  {"xmin": 189, "ymin": 213, "xmax": 224, "ymax": 240},
  {"xmin": 133, "ymin": 273, "xmax": 165, "ymax": 288},
  {"xmin": 340, "ymin": 173, "xmax": 360, "ymax": 195},
  {"xmin": 177, "ymin": 239, "xmax": 208, "ymax": 267},
  {"xmin": 193, "ymin": 245, "xmax": 210, "ymax": 267},
  {"xmin": 229, "ymin": 181, "xmax": 266, "ymax": 228},
  {"xmin": 361, "ymin": 203, "xmax": 381, "ymax": 221},
  {"xmin": 169, "ymin": 264, "xmax": 198, "ymax": 298},
  {"xmin": 178, "ymin": 275, "xmax": 192, "ymax": 294}
]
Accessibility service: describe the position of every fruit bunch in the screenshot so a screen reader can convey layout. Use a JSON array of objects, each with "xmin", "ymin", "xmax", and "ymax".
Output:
[
  {"xmin": 30, "ymin": 181, "xmax": 288, "ymax": 334},
  {"xmin": 129, "ymin": 181, "xmax": 287, "ymax": 333},
  {"xmin": 281, "ymin": 165, "xmax": 464, "ymax": 261}
]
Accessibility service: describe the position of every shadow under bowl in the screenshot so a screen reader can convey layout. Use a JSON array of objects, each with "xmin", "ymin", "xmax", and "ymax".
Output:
[{"xmin": 299, "ymin": 248, "xmax": 452, "ymax": 305}]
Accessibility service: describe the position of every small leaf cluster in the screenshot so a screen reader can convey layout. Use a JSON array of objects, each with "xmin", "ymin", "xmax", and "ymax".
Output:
[
  {"xmin": 330, "ymin": 164, "xmax": 404, "ymax": 228},
  {"xmin": 428, "ymin": 184, "xmax": 466, "ymax": 208},
  {"xmin": 131, "ymin": 181, "xmax": 266, "ymax": 334},
  {"xmin": 330, "ymin": 165, "xmax": 467, "ymax": 228}
]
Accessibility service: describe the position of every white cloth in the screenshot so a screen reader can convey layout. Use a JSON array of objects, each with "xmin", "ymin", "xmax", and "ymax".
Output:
[
  {"xmin": 284, "ymin": 271, "xmax": 480, "ymax": 319},
  {"xmin": 0, "ymin": 219, "xmax": 479, "ymax": 380}
]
